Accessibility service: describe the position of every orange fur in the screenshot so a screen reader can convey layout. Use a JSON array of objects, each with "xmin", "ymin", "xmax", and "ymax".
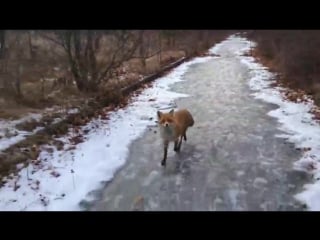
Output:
[{"xmin": 157, "ymin": 108, "xmax": 194, "ymax": 166}]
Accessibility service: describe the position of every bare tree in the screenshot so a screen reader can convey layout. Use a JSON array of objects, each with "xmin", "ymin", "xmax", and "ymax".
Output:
[
  {"xmin": 13, "ymin": 32, "xmax": 24, "ymax": 97},
  {"xmin": 161, "ymin": 30, "xmax": 177, "ymax": 48},
  {"xmin": 0, "ymin": 31, "xmax": 25, "ymax": 97},
  {"xmin": 0, "ymin": 30, "xmax": 5, "ymax": 59},
  {"xmin": 134, "ymin": 30, "xmax": 162, "ymax": 73},
  {"xmin": 158, "ymin": 31, "xmax": 162, "ymax": 65},
  {"xmin": 138, "ymin": 31, "xmax": 146, "ymax": 72},
  {"xmin": 27, "ymin": 31, "xmax": 36, "ymax": 60},
  {"xmin": 43, "ymin": 30, "xmax": 142, "ymax": 92}
]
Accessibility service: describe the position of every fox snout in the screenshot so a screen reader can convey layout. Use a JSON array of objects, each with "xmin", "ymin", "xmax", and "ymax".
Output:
[{"xmin": 160, "ymin": 122, "xmax": 170, "ymax": 128}]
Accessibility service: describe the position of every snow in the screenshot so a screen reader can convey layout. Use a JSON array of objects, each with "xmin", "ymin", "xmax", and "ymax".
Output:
[
  {"xmin": 0, "ymin": 113, "xmax": 43, "ymax": 152},
  {"xmin": 295, "ymin": 183, "xmax": 320, "ymax": 210},
  {"xmin": 210, "ymin": 34, "xmax": 256, "ymax": 57},
  {"xmin": 234, "ymin": 35, "xmax": 320, "ymax": 211},
  {"xmin": 0, "ymin": 56, "xmax": 213, "ymax": 211},
  {"xmin": 0, "ymin": 107, "xmax": 79, "ymax": 152}
]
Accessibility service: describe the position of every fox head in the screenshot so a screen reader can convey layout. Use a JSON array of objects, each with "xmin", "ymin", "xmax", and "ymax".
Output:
[{"xmin": 157, "ymin": 109, "xmax": 175, "ymax": 128}]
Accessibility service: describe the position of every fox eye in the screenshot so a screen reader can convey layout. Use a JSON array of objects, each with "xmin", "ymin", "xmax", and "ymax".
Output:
[{"xmin": 167, "ymin": 119, "xmax": 173, "ymax": 123}]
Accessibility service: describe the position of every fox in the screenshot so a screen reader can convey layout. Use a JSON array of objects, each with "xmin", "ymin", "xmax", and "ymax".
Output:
[{"xmin": 157, "ymin": 108, "xmax": 194, "ymax": 166}]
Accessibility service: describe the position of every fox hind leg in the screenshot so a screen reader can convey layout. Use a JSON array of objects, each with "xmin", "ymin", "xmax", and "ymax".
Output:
[
  {"xmin": 183, "ymin": 128, "xmax": 188, "ymax": 141},
  {"xmin": 176, "ymin": 135, "xmax": 183, "ymax": 152},
  {"xmin": 174, "ymin": 139, "xmax": 179, "ymax": 152}
]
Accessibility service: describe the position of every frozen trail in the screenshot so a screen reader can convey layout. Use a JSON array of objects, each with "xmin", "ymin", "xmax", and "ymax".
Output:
[{"xmin": 89, "ymin": 36, "xmax": 309, "ymax": 211}]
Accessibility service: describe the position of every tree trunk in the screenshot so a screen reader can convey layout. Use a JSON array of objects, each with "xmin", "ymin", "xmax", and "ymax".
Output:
[
  {"xmin": 28, "ymin": 31, "xmax": 35, "ymax": 60},
  {"xmin": 41, "ymin": 78, "xmax": 45, "ymax": 99},
  {"xmin": 158, "ymin": 32, "xmax": 162, "ymax": 66},
  {"xmin": 0, "ymin": 30, "xmax": 5, "ymax": 59},
  {"xmin": 15, "ymin": 64, "xmax": 23, "ymax": 97},
  {"xmin": 63, "ymin": 31, "xmax": 87, "ymax": 92},
  {"xmin": 139, "ymin": 32, "xmax": 146, "ymax": 73}
]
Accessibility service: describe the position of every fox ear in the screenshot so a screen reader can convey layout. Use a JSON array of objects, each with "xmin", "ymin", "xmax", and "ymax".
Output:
[
  {"xmin": 169, "ymin": 109, "xmax": 174, "ymax": 115},
  {"xmin": 157, "ymin": 111, "xmax": 162, "ymax": 118}
]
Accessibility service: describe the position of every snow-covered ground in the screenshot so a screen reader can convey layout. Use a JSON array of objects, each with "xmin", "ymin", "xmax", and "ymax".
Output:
[
  {"xmin": 0, "ymin": 113, "xmax": 43, "ymax": 152},
  {"xmin": 2, "ymin": 34, "xmax": 320, "ymax": 211},
  {"xmin": 0, "ymin": 55, "xmax": 214, "ymax": 211},
  {"xmin": 0, "ymin": 107, "xmax": 79, "ymax": 152},
  {"xmin": 227, "ymin": 35, "xmax": 320, "ymax": 211}
]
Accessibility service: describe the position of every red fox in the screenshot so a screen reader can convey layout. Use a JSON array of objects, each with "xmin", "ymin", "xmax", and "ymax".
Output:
[{"xmin": 157, "ymin": 108, "xmax": 194, "ymax": 166}]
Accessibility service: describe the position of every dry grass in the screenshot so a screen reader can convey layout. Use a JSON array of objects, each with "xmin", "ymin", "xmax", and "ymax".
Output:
[
  {"xmin": 1, "ymin": 30, "xmax": 231, "ymax": 120},
  {"xmin": 0, "ymin": 39, "xmax": 185, "ymax": 119},
  {"xmin": 249, "ymin": 31, "xmax": 320, "ymax": 101}
]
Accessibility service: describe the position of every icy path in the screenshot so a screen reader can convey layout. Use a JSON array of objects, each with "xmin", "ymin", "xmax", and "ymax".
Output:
[{"xmin": 90, "ymin": 36, "xmax": 312, "ymax": 211}]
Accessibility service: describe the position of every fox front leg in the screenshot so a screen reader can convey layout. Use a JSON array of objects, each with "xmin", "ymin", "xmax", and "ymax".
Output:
[
  {"xmin": 174, "ymin": 139, "xmax": 179, "ymax": 152},
  {"xmin": 161, "ymin": 141, "xmax": 169, "ymax": 166}
]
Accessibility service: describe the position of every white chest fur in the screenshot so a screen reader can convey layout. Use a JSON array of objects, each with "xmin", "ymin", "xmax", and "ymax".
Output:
[{"xmin": 159, "ymin": 125, "xmax": 176, "ymax": 141}]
